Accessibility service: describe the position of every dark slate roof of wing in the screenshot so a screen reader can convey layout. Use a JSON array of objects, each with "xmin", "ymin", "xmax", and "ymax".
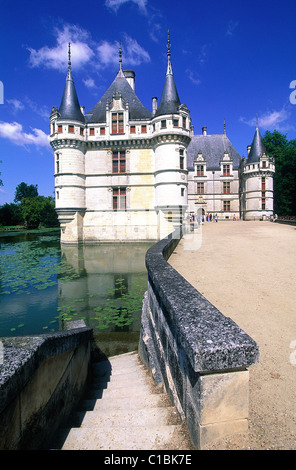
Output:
[
  {"xmin": 247, "ymin": 125, "xmax": 267, "ymax": 163},
  {"xmin": 58, "ymin": 68, "xmax": 85, "ymax": 123},
  {"xmin": 85, "ymin": 72, "xmax": 152, "ymax": 123},
  {"xmin": 187, "ymin": 134, "xmax": 241, "ymax": 170}
]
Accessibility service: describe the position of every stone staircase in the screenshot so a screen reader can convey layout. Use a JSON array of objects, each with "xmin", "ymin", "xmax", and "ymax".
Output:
[{"xmin": 53, "ymin": 351, "xmax": 193, "ymax": 450}]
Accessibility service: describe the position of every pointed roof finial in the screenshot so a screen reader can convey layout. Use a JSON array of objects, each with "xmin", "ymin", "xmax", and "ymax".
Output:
[
  {"xmin": 166, "ymin": 29, "xmax": 173, "ymax": 75},
  {"xmin": 256, "ymin": 114, "xmax": 259, "ymax": 128},
  {"xmin": 224, "ymin": 118, "xmax": 226, "ymax": 135},
  {"xmin": 68, "ymin": 42, "xmax": 71, "ymax": 69},
  {"xmin": 119, "ymin": 41, "xmax": 122, "ymax": 70},
  {"xmin": 167, "ymin": 30, "xmax": 171, "ymax": 57}
]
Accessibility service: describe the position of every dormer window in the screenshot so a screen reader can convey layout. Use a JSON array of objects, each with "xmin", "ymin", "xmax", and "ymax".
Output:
[
  {"xmin": 130, "ymin": 125, "xmax": 136, "ymax": 134},
  {"xmin": 112, "ymin": 112, "xmax": 124, "ymax": 134},
  {"xmin": 58, "ymin": 125, "xmax": 62, "ymax": 133},
  {"xmin": 68, "ymin": 125, "xmax": 74, "ymax": 133},
  {"xmin": 223, "ymin": 164, "xmax": 230, "ymax": 176},
  {"xmin": 89, "ymin": 128, "xmax": 95, "ymax": 136},
  {"xmin": 197, "ymin": 165, "xmax": 204, "ymax": 176},
  {"xmin": 161, "ymin": 120, "xmax": 166, "ymax": 129},
  {"xmin": 141, "ymin": 125, "xmax": 147, "ymax": 133}
]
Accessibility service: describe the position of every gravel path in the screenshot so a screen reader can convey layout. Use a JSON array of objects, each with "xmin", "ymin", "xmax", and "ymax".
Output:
[{"xmin": 169, "ymin": 220, "xmax": 296, "ymax": 450}]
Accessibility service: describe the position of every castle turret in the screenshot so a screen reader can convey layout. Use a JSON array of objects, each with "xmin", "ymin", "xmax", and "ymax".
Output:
[
  {"xmin": 49, "ymin": 43, "xmax": 86, "ymax": 243},
  {"xmin": 241, "ymin": 119, "xmax": 275, "ymax": 220},
  {"xmin": 152, "ymin": 32, "xmax": 191, "ymax": 234}
]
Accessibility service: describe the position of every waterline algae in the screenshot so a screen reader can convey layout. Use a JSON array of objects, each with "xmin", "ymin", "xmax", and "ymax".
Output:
[{"xmin": 0, "ymin": 232, "xmax": 150, "ymax": 349}]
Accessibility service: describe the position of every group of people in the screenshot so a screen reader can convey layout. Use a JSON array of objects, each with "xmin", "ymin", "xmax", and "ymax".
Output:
[{"xmin": 188, "ymin": 212, "xmax": 219, "ymax": 231}]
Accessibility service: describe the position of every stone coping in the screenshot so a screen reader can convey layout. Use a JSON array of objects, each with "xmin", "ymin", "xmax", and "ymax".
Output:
[
  {"xmin": 0, "ymin": 323, "xmax": 92, "ymax": 415},
  {"xmin": 145, "ymin": 229, "xmax": 259, "ymax": 373}
]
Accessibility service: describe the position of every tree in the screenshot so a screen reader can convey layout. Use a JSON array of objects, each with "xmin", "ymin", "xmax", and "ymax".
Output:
[
  {"xmin": 14, "ymin": 182, "xmax": 38, "ymax": 203},
  {"xmin": 0, "ymin": 160, "xmax": 3, "ymax": 187},
  {"xmin": 0, "ymin": 203, "xmax": 22, "ymax": 226},
  {"xmin": 263, "ymin": 131, "xmax": 296, "ymax": 216},
  {"xmin": 20, "ymin": 196, "xmax": 59, "ymax": 228}
]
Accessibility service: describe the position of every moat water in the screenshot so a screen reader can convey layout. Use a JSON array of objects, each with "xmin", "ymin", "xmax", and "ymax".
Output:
[{"xmin": 0, "ymin": 231, "xmax": 151, "ymax": 356}]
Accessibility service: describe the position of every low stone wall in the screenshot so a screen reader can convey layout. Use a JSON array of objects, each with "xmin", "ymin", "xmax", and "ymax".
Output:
[
  {"xmin": 139, "ymin": 229, "xmax": 259, "ymax": 449},
  {"xmin": 0, "ymin": 321, "xmax": 92, "ymax": 450}
]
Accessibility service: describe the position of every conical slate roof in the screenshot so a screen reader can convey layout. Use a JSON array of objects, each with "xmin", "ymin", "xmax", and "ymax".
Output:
[
  {"xmin": 154, "ymin": 34, "xmax": 181, "ymax": 117},
  {"xmin": 247, "ymin": 123, "xmax": 267, "ymax": 163},
  {"xmin": 85, "ymin": 69, "xmax": 152, "ymax": 123},
  {"xmin": 58, "ymin": 68, "xmax": 85, "ymax": 123},
  {"xmin": 58, "ymin": 45, "xmax": 85, "ymax": 123}
]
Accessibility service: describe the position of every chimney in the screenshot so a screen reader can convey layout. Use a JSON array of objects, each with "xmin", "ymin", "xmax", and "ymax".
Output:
[
  {"xmin": 202, "ymin": 126, "xmax": 207, "ymax": 136},
  {"xmin": 152, "ymin": 97, "xmax": 158, "ymax": 115},
  {"xmin": 123, "ymin": 70, "xmax": 135, "ymax": 90}
]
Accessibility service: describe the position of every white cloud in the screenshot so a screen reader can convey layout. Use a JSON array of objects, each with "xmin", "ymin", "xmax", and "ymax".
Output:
[
  {"xmin": 199, "ymin": 44, "xmax": 208, "ymax": 65},
  {"xmin": 7, "ymin": 99, "xmax": 24, "ymax": 113},
  {"xmin": 83, "ymin": 78, "xmax": 96, "ymax": 88},
  {"xmin": 28, "ymin": 24, "xmax": 94, "ymax": 71},
  {"xmin": 186, "ymin": 69, "xmax": 201, "ymax": 86},
  {"xmin": 226, "ymin": 20, "xmax": 239, "ymax": 37},
  {"xmin": 0, "ymin": 121, "xmax": 50, "ymax": 148},
  {"xmin": 123, "ymin": 35, "xmax": 150, "ymax": 65},
  {"xmin": 97, "ymin": 35, "xmax": 150, "ymax": 68},
  {"xmin": 105, "ymin": 0, "xmax": 148, "ymax": 14},
  {"xmin": 97, "ymin": 41, "xmax": 119, "ymax": 67},
  {"xmin": 28, "ymin": 23, "xmax": 150, "ymax": 73},
  {"xmin": 239, "ymin": 106, "xmax": 295, "ymax": 132}
]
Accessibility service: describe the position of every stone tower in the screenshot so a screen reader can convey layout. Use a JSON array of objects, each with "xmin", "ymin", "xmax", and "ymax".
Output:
[
  {"xmin": 240, "ymin": 120, "xmax": 275, "ymax": 220},
  {"xmin": 151, "ymin": 32, "xmax": 191, "ymax": 235},
  {"xmin": 50, "ymin": 43, "xmax": 86, "ymax": 242}
]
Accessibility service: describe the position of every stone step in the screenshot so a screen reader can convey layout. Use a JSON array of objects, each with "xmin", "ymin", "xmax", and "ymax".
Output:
[
  {"xmin": 93, "ymin": 369, "xmax": 153, "ymax": 388},
  {"xmin": 70, "ymin": 406, "xmax": 181, "ymax": 428},
  {"xmin": 85, "ymin": 382, "xmax": 156, "ymax": 400},
  {"xmin": 61, "ymin": 424, "xmax": 186, "ymax": 450},
  {"xmin": 51, "ymin": 351, "xmax": 193, "ymax": 451},
  {"xmin": 80, "ymin": 391, "xmax": 171, "ymax": 412}
]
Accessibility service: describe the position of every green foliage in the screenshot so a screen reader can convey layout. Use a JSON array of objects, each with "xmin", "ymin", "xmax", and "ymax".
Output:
[
  {"xmin": 263, "ymin": 131, "xmax": 296, "ymax": 216},
  {"xmin": 20, "ymin": 195, "xmax": 59, "ymax": 228},
  {"xmin": 0, "ymin": 203, "xmax": 23, "ymax": 226},
  {"xmin": 14, "ymin": 182, "xmax": 38, "ymax": 203},
  {"xmin": 0, "ymin": 160, "xmax": 3, "ymax": 187}
]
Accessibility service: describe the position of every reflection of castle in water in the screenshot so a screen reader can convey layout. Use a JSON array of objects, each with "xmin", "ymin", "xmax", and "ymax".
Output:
[{"xmin": 58, "ymin": 244, "xmax": 151, "ymax": 337}]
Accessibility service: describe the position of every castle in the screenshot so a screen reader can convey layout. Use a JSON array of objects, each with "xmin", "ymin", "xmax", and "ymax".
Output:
[{"xmin": 49, "ymin": 38, "xmax": 275, "ymax": 244}]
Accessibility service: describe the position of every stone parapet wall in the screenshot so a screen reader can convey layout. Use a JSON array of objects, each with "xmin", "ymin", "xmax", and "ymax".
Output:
[
  {"xmin": 139, "ymin": 229, "xmax": 259, "ymax": 449},
  {"xmin": 0, "ymin": 321, "xmax": 92, "ymax": 450}
]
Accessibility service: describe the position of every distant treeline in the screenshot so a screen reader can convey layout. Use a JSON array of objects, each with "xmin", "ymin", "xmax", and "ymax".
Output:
[
  {"xmin": 0, "ymin": 182, "xmax": 59, "ymax": 229},
  {"xmin": 263, "ymin": 130, "xmax": 296, "ymax": 217}
]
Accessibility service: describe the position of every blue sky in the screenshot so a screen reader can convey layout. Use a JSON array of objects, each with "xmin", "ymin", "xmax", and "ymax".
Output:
[{"xmin": 0, "ymin": 0, "xmax": 296, "ymax": 204}]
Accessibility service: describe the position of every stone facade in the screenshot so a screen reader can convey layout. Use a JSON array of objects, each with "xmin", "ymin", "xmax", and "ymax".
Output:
[{"xmin": 50, "ymin": 41, "xmax": 275, "ymax": 244}]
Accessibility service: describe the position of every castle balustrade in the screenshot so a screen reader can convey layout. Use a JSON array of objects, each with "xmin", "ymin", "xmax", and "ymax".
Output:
[{"xmin": 139, "ymin": 228, "xmax": 259, "ymax": 449}]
